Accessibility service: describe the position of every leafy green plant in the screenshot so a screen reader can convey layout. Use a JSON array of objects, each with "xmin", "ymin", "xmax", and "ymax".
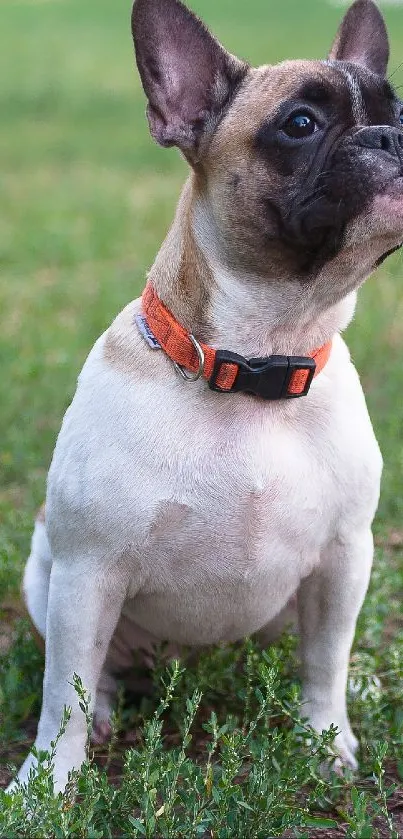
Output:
[{"xmin": 1, "ymin": 640, "xmax": 402, "ymax": 837}]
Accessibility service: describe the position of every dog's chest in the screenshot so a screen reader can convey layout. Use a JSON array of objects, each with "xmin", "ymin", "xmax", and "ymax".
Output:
[
  {"xmin": 107, "ymin": 391, "xmax": 334, "ymax": 643},
  {"xmin": 49, "ymin": 335, "xmax": 380, "ymax": 645}
]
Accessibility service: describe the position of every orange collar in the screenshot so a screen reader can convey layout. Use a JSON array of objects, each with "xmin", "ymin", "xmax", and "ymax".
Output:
[{"xmin": 139, "ymin": 282, "xmax": 332, "ymax": 400}]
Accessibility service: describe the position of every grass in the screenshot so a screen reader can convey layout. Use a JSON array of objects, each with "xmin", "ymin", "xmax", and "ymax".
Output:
[{"xmin": 1, "ymin": 0, "xmax": 403, "ymax": 834}]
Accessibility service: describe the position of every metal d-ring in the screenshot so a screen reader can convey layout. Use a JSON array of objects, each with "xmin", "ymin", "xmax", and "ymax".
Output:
[{"xmin": 173, "ymin": 334, "xmax": 205, "ymax": 382}]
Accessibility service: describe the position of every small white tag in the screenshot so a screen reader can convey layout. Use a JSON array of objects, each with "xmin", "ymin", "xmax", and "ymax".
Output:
[{"xmin": 135, "ymin": 314, "xmax": 161, "ymax": 349}]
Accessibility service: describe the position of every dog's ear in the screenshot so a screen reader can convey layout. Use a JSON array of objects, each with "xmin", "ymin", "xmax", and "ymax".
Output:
[
  {"xmin": 328, "ymin": 0, "xmax": 389, "ymax": 77},
  {"xmin": 131, "ymin": 0, "xmax": 248, "ymax": 161}
]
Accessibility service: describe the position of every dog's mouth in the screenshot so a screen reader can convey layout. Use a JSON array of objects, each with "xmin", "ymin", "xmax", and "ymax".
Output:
[
  {"xmin": 383, "ymin": 175, "xmax": 403, "ymax": 199},
  {"xmin": 368, "ymin": 184, "xmax": 403, "ymax": 265},
  {"xmin": 274, "ymin": 124, "xmax": 403, "ymax": 273},
  {"xmin": 281, "ymin": 171, "xmax": 403, "ymax": 274},
  {"xmin": 283, "ymin": 195, "xmax": 347, "ymax": 269},
  {"xmin": 375, "ymin": 243, "xmax": 403, "ymax": 267}
]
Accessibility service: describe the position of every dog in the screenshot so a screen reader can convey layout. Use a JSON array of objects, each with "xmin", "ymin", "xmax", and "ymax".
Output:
[{"xmin": 10, "ymin": 0, "xmax": 403, "ymax": 793}]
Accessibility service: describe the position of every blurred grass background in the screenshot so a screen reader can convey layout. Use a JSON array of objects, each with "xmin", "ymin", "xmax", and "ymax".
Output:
[{"xmin": 1, "ymin": 0, "xmax": 403, "ymax": 769}]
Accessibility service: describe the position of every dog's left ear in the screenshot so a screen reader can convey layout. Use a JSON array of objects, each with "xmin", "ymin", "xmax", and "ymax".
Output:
[
  {"xmin": 328, "ymin": 0, "xmax": 389, "ymax": 77},
  {"xmin": 131, "ymin": 0, "xmax": 248, "ymax": 163}
]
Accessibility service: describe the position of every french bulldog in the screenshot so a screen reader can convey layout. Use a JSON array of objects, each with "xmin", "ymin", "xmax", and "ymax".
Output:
[{"xmin": 10, "ymin": 0, "xmax": 403, "ymax": 793}]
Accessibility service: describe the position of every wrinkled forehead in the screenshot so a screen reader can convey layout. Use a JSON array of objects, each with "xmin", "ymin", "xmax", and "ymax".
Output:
[
  {"xmin": 322, "ymin": 59, "xmax": 396, "ymax": 123},
  {"xmin": 211, "ymin": 59, "xmax": 396, "ymax": 155}
]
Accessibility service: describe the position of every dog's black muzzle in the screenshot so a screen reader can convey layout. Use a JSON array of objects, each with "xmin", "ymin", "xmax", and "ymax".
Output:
[{"xmin": 283, "ymin": 125, "xmax": 403, "ymax": 269}]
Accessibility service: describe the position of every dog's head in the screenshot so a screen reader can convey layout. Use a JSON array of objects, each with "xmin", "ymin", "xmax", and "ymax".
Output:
[{"xmin": 132, "ymin": 0, "xmax": 403, "ymax": 298}]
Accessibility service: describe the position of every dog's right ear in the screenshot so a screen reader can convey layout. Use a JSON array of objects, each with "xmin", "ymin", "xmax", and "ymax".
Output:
[
  {"xmin": 131, "ymin": 0, "xmax": 248, "ymax": 162},
  {"xmin": 328, "ymin": 0, "xmax": 389, "ymax": 77}
]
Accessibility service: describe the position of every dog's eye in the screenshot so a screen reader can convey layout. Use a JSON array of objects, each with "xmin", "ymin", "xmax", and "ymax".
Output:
[
  {"xmin": 283, "ymin": 112, "xmax": 317, "ymax": 139},
  {"xmin": 399, "ymin": 110, "xmax": 403, "ymax": 127}
]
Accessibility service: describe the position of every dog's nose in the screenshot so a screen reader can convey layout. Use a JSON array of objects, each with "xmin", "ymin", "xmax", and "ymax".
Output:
[{"xmin": 354, "ymin": 126, "xmax": 403, "ymax": 161}]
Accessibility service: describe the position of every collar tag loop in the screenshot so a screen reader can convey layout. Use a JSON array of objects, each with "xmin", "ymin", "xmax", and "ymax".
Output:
[{"xmin": 173, "ymin": 335, "xmax": 205, "ymax": 382}]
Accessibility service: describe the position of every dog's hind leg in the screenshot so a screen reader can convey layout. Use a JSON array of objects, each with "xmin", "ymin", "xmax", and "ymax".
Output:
[
  {"xmin": 22, "ymin": 505, "xmax": 52, "ymax": 646},
  {"xmin": 256, "ymin": 596, "xmax": 298, "ymax": 646},
  {"xmin": 92, "ymin": 616, "xmax": 181, "ymax": 744},
  {"xmin": 92, "ymin": 667, "xmax": 117, "ymax": 744}
]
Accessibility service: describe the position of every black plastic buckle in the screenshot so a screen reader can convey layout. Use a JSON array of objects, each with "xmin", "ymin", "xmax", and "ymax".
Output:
[{"xmin": 209, "ymin": 350, "xmax": 316, "ymax": 400}]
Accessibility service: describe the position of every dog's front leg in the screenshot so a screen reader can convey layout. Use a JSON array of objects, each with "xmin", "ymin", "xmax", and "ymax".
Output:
[
  {"xmin": 298, "ymin": 529, "xmax": 373, "ymax": 769},
  {"xmin": 14, "ymin": 558, "xmax": 127, "ymax": 793}
]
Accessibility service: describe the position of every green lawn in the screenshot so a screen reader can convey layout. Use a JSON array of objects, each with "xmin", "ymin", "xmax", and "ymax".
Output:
[{"xmin": 1, "ymin": 0, "xmax": 403, "ymax": 835}]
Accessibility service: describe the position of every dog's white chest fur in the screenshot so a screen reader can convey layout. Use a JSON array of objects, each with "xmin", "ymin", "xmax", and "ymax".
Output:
[{"xmin": 46, "ymin": 321, "xmax": 381, "ymax": 647}]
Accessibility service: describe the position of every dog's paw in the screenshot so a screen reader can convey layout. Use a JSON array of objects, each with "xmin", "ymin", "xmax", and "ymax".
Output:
[
  {"xmin": 302, "ymin": 700, "xmax": 359, "ymax": 772},
  {"xmin": 314, "ymin": 728, "xmax": 358, "ymax": 781},
  {"xmin": 5, "ymin": 778, "xmax": 20, "ymax": 796},
  {"xmin": 91, "ymin": 685, "xmax": 114, "ymax": 745},
  {"xmin": 91, "ymin": 717, "xmax": 113, "ymax": 745},
  {"xmin": 5, "ymin": 753, "xmax": 38, "ymax": 795},
  {"xmin": 332, "ymin": 728, "xmax": 358, "ymax": 772}
]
